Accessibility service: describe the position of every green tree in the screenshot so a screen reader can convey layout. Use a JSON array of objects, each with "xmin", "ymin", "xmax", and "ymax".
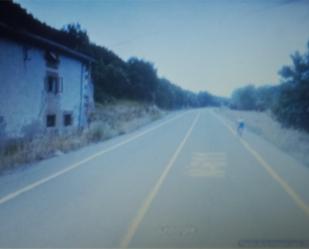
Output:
[
  {"xmin": 272, "ymin": 43, "xmax": 309, "ymax": 131},
  {"xmin": 127, "ymin": 58, "xmax": 158, "ymax": 102},
  {"xmin": 231, "ymin": 85, "xmax": 257, "ymax": 110},
  {"xmin": 61, "ymin": 23, "xmax": 90, "ymax": 51}
]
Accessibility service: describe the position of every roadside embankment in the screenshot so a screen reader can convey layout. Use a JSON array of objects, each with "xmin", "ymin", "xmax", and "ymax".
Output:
[
  {"xmin": 0, "ymin": 100, "xmax": 165, "ymax": 174},
  {"xmin": 215, "ymin": 107, "xmax": 309, "ymax": 168}
]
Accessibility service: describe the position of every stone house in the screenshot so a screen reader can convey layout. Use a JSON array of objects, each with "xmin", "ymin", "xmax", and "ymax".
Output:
[{"xmin": 0, "ymin": 22, "xmax": 94, "ymax": 140}]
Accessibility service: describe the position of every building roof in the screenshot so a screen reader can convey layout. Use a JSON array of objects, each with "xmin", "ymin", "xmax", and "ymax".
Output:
[
  {"xmin": 0, "ymin": 22, "xmax": 94, "ymax": 63},
  {"xmin": 0, "ymin": 1, "xmax": 94, "ymax": 63}
]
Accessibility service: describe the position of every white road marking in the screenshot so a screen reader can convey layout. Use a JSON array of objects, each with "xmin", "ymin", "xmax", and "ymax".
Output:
[
  {"xmin": 211, "ymin": 110, "xmax": 309, "ymax": 218},
  {"xmin": 120, "ymin": 112, "xmax": 200, "ymax": 248},
  {"xmin": 0, "ymin": 111, "xmax": 190, "ymax": 205},
  {"xmin": 186, "ymin": 152, "xmax": 226, "ymax": 177}
]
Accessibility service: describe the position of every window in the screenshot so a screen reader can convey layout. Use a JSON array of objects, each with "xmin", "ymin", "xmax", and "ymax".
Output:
[
  {"xmin": 23, "ymin": 46, "xmax": 31, "ymax": 62},
  {"xmin": 47, "ymin": 76, "xmax": 56, "ymax": 92},
  {"xmin": 45, "ymin": 51, "xmax": 59, "ymax": 68},
  {"xmin": 46, "ymin": 114, "xmax": 56, "ymax": 127},
  {"xmin": 45, "ymin": 74, "xmax": 62, "ymax": 94},
  {"xmin": 63, "ymin": 113, "xmax": 73, "ymax": 126}
]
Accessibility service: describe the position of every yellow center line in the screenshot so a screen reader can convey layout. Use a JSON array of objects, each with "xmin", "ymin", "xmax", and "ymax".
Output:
[
  {"xmin": 120, "ymin": 112, "xmax": 200, "ymax": 248},
  {"xmin": 211, "ymin": 110, "xmax": 309, "ymax": 218},
  {"xmin": 0, "ymin": 111, "xmax": 189, "ymax": 205}
]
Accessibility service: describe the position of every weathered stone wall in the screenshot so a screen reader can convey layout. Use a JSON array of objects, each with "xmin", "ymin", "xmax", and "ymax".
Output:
[
  {"xmin": 0, "ymin": 38, "xmax": 45, "ymax": 138},
  {"xmin": 0, "ymin": 38, "xmax": 93, "ymax": 140}
]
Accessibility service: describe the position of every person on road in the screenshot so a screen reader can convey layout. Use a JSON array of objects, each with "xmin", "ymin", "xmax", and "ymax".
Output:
[{"xmin": 237, "ymin": 118, "xmax": 245, "ymax": 136}]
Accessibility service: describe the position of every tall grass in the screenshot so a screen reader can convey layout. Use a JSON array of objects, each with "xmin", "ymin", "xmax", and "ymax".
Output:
[
  {"xmin": 216, "ymin": 107, "xmax": 309, "ymax": 167},
  {"xmin": 0, "ymin": 101, "xmax": 164, "ymax": 174}
]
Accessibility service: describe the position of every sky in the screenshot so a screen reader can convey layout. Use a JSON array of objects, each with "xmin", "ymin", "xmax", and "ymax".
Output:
[{"xmin": 15, "ymin": 0, "xmax": 309, "ymax": 97}]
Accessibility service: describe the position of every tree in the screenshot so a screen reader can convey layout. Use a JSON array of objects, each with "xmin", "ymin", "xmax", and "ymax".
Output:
[
  {"xmin": 255, "ymin": 85, "xmax": 278, "ymax": 111},
  {"xmin": 1, "ymin": 2, "xmax": 225, "ymax": 110},
  {"xmin": 127, "ymin": 58, "xmax": 158, "ymax": 102},
  {"xmin": 196, "ymin": 91, "xmax": 218, "ymax": 107},
  {"xmin": 272, "ymin": 42, "xmax": 309, "ymax": 131},
  {"xmin": 230, "ymin": 85, "xmax": 257, "ymax": 110},
  {"xmin": 61, "ymin": 23, "xmax": 90, "ymax": 52}
]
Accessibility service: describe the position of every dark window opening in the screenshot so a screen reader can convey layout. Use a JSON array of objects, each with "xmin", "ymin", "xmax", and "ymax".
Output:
[
  {"xmin": 46, "ymin": 114, "xmax": 56, "ymax": 127},
  {"xmin": 45, "ymin": 75, "xmax": 62, "ymax": 94},
  {"xmin": 47, "ymin": 76, "xmax": 54, "ymax": 92},
  {"xmin": 23, "ymin": 46, "xmax": 31, "ymax": 62},
  {"xmin": 45, "ymin": 51, "xmax": 59, "ymax": 68},
  {"xmin": 63, "ymin": 114, "xmax": 73, "ymax": 127}
]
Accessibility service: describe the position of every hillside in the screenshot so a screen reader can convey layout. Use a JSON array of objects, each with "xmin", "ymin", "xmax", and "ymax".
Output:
[{"xmin": 0, "ymin": 1, "xmax": 222, "ymax": 109}]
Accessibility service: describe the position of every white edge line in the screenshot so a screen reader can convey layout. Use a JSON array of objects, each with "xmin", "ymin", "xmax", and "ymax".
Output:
[
  {"xmin": 0, "ymin": 111, "xmax": 190, "ymax": 205},
  {"xmin": 120, "ymin": 112, "xmax": 200, "ymax": 248},
  {"xmin": 210, "ymin": 109, "xmax": 309, "ymax": 217}
]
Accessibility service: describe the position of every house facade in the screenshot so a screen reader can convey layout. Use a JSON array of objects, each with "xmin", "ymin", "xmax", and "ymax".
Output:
[{"xmin": 0, "ymin": 24, "xmax": 94, "ymax": 140}]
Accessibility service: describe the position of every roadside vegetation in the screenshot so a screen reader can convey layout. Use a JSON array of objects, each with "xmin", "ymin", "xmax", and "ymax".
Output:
[
  {"xmin": 216, "ymin": 108, "xmax": 309, "ymax": 168},
  {"xmin": 229, "ymin": 41, "xmax": 309, "ymax": 133},
  {"xmin": 1, "ymin": 2, "xmax": 308, "ymax": 173},
  {"xmin": 0, "ymin": 2, "xmax": 225, "ymax": 109},
  {"xmin": 0, "ymin": 2, "xmax": 222, "ymax": 174},
  {"xmin": 0, "ymin": 101, "xmax": 164, "ymax": 174},
  {"xmin": 225, "ymin": 42, "xmax": 309, "ymax": 168}
]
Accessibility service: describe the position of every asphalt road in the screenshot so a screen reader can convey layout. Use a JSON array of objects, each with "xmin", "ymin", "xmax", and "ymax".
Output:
[{"xmin": 0, "ymin": 108, "xmax": 309, "ymax": 248}]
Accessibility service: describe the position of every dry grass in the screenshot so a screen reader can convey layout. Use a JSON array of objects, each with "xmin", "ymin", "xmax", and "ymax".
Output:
[
  {"xmin": 0, "ymin": 100, "xmax": 165, "ymax": 174},
  {"xmin": 215, "ymin": 107, "xmax": 309, "ymax": 167}
]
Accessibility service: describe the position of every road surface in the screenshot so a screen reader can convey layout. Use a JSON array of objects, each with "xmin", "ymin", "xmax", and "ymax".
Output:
[{"xmin": 0, "ymin": 109, "xmax": 309, "ymax": 248}]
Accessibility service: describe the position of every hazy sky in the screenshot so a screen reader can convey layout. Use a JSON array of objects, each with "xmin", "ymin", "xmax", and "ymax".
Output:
[{"xmin": 16, "ymin": 0, "xmax": 309, "ymax": 96}]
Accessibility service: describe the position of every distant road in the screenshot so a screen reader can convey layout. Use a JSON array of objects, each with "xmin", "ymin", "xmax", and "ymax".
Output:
[{"xmin": 0, "ymin": 109, "xmax": 309, "ymax": 248}]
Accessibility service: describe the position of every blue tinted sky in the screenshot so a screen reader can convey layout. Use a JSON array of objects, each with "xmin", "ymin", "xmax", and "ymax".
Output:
[{"xmin": 16, "ymin": 0, "xmax": 309, "ymax": 96}]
